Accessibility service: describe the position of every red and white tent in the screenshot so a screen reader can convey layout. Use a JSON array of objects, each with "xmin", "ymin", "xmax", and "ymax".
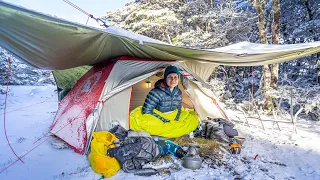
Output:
[{"xmin": 50, "ymin": 56, "xmax": 228, "ymax": 154}]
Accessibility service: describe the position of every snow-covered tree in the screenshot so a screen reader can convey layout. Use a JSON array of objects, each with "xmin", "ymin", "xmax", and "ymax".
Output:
[
  {"xmin": 0, "ymin": 47, "xmax": 55, "ymax": 87},
  {"xmin": 105, "ymin": 0, "xmax": 256, "ymax": 48}
]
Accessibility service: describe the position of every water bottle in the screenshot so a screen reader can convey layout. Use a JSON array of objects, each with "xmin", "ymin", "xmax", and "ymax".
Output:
[
  {"xmin": 165, "ymin": 140, "xmax": 186, "ymax": 158},
  {"xmin": 157, "ymin": 139, "xmax": 168, "ymax": 156},
  {"xmin": 156, "ymin": 139, "xmax": 186, "ymax": 158}
]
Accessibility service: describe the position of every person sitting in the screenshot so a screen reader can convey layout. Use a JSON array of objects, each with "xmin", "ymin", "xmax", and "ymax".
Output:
[
  {"xmin": 142, "ymin": 66, "xmax": 182, "ymax": 122},
  {"xmin": 129, "ymin": 66, "xmax": 198, "ymax": 138}
]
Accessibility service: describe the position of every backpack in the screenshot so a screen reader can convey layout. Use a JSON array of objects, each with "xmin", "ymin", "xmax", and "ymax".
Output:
[
  {"xmin": 200, "ymin": 118, "xmax": 238, "ymax": 143},
  {"xmin": 107, "ymin": 131, "xmax": 160, "ymax": 173}
]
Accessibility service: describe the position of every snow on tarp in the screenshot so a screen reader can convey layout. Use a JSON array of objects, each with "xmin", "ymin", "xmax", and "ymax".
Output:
[
  {"xmin": 1, "ymin": 1, "xmax": 320, "ymax": 71},
  {"xmin": 50, "ymin": 62, "xmax": 115, "ymax": 154},
  {"xmin": 103, "ymin": 26, "xmax": 168, "ymax": 45},
  {"xmin": 212, "ymin": 41, "xmax": 320, "ymax": 54}
]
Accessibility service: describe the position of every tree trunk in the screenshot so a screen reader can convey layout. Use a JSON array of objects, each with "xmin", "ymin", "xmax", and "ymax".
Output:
[
  {"xmin": 252, "ymin": 0, "xmax": 267, "ymax": 44},
  {"xmin": 262, "ymin": 65, "xmax": 272, "ymax": 109},
  {"xmin": 249, "ymin": 0, "xmax": 272, "ymax": 110},
  {"xmin": 229, "ymin": 66, "xmax": 236, "ymax": 95},
  {"xmin": 166, "ymin": 33, "xmax": 172, "ymax": 45},
  {"xmin": 304, "ymin": 0, "xmax": 313, "ymax": 20},
  {"xmin": 271, "ymin": 0, "xmax": 280, "ymax": 89}
]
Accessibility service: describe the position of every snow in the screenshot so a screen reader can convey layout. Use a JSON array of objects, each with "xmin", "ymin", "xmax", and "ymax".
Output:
[
  {"xmin": 103, "ymin": 26, "xmax": 168, "ymax": 45},
  {"xmin": 1, "ymin": 85, "xmax": 320, "ymax": 179},
  {"xmin": 211, "ymin": 41, "xmax": 320, "ymax": 54}
]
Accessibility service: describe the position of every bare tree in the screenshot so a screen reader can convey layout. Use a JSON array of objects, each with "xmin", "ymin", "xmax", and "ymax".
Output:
[
  {"xmin": 248, "ymin": 0, "xmax": 272, "ymax": 110},
  {"xmin": 304, "ymin": 0, "xmax": 313, "ymax": 20},
  {"xmin": 204, "ymin": 0, "xmax": 214, "ymax": 8},
  {"xmin": 271, "ymin": 0, "xmax": 280, "ymax": 89}
]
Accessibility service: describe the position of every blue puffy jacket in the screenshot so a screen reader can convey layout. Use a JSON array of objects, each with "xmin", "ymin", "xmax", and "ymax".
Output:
[{"xmin": 142, "ymin": 79, "xmax": 182, "ymax": 122}]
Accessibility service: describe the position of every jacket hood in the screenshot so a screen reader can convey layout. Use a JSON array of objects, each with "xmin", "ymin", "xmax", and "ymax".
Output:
[{"xmin": 155, "ymin": 79, "xmax": 164, "ymax": 88}]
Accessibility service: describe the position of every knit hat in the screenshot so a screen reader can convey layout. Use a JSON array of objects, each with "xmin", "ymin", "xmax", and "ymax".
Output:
[{"xmin": 164, "ymin": 66, "xmax": 180, "ymax": 82}]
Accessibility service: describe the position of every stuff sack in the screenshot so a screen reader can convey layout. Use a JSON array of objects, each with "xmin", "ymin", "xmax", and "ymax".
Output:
[{"xmin": 88, "ymin": 132, "xmax": 121, "ymax": 178}]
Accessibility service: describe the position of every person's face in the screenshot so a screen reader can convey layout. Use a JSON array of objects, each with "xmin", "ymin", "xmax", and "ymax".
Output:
[{"xmin": 166, "ymin": 73, "xmax": 179, "ymax": 89}]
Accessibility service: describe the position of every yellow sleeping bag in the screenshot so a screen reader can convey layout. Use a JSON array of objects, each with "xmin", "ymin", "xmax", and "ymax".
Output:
[
  {"xmin": 130, "ymin": 106, "xmax": 199, "ymax": 138},
  {"xmin": 88, "ymin": 132, "xmax": 121, "ymax": 178}
]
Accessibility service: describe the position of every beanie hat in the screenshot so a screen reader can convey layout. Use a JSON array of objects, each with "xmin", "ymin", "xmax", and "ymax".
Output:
[{"xmin": 164, "ymin": 66, "xmax": 180, "ymax": 81}]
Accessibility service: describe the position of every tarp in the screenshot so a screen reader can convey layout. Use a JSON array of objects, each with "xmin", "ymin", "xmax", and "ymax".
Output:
[{"xmin": 1, "ymin": 1, "xmax": 320, "ymax": 74}]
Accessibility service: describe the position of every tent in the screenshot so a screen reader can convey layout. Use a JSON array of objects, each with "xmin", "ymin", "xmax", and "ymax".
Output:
[
  {"xmin": 50, "ymin": 56, "xmax": 228, "ymax": 154},
  {"xmin": 1, "ymin": 1, "xmax": 320, "ymax": 154}
]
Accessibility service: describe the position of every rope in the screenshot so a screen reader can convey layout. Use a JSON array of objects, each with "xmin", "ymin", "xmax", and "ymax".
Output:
[
  {"xmin": 33, "ymin": 96, "xmax": 91, "ymax": 144},
  {"xmin": 0, "ymin": 100, "xmax": 94, "ymax": 174},
  {"xmin": 0, "ymin": 134, "xmax": 47, "ymax": 174},
  {"xmin": 1, "ymin": 71, "xmax": 99, "ymax": 173},
  {"xmin": 62, "ymin": 0, "xmax": 95, "ymax": 20},
  {"xmin": 86, "ymin": 16, "xmax": 90, "ymax": 25},
  {"xmin": 212, "ymin": 98, "xmax": 229, "ymax": 120},
  {"xmin": 3, "ymin": 55, "xmax": 25, "ymax": 164},
  {"xmin": 0, "ymin": 5, "xmax": 107, "ymax": 167},
  {"xmin": 0, "ymin": 93, "xmax": 56, "ymax": 115},
  {"xmin": 62, "ymin": 0, "xmax": 108, "ymax": 28}
]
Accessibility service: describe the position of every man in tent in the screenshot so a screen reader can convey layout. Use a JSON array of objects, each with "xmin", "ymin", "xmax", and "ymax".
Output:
[
  {"xmin": 130, "ymin": 66, "xmax": 199, "ymax": 138},
  {"xmin": 143, "ymin": 66, "xmax": 182, "ymax": 122}
]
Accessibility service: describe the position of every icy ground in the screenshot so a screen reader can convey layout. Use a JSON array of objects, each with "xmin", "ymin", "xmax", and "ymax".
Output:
[{"xmin": 1, "ymin": 85, "xmax": 320, "ymax": 180}]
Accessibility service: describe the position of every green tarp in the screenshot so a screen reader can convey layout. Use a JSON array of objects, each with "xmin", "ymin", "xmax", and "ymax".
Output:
[{"xmin": 1, "ymin": 1, "xmax": 320, "ymax": 72}]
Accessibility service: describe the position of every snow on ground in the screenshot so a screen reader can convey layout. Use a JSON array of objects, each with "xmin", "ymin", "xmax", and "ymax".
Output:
[{"xmin": 1, "ymin": 85, "xmax": 320, "ymax": 180}]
